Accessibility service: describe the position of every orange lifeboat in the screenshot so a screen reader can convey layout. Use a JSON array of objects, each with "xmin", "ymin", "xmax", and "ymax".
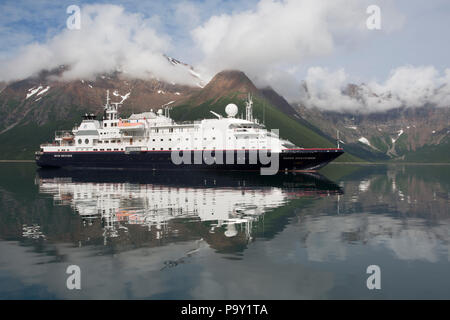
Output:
[{"xmin": 118, "ymin": 120, "xmax": 144, "ymax": 130}]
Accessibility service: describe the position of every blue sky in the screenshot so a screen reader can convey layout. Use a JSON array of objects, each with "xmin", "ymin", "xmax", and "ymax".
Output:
[
  {"xmin": 1, "ymin": 0, "xmax": 449, "ymax": 107},
  {"xmin": 0, "ymin": 0, "xmax": 258, "ymax": 59}
]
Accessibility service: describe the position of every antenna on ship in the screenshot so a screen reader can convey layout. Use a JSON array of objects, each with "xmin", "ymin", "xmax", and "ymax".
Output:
[
  {"xmin": 336, "ymin": 130, "xmax": 345, "ymax": 149},
  {"xmin": 106, "ymin": 90, "xmax": 110, "ymax": 107},
  {"xmin": 263, "ymin": 101, "xmax": 266, "ymax": 126},
  {"xmin": 103, "ymin": 90, "xmax": 121, "ymax": 121},
  {"xmin": 337, "ymin": 130, "xmax": 340, "ymax": 148},
  {"xmin": 245, "ymin": 93, "xmax": 254, "ymax": 122}
]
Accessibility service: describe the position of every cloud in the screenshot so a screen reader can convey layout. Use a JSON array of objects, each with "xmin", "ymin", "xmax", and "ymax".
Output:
[
  {"xmin": 191, "ymin": 0, "xmax": 404, "ymax": 90},
  {"xmin": 2, "ymin": 0, "xmax": 448, "ymax": 114},
  {"xmin": 0, "ymin": 4, "xmax": 197, "ymax": 85},
  {"xmin": 299, "ymin": 66, "xmax": 450, "ymax": 112}
]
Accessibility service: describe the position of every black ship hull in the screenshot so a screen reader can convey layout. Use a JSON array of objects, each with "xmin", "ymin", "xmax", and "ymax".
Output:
[{"xmin": 35, "ymin": 148, "xmax": 344, "ymax": 172}]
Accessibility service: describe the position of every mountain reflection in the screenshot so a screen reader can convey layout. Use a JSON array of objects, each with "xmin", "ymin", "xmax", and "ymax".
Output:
[
  {"xmin": 36, "ymin": 169, "xmax": 342, "ymax": 253},
  {"xmin": 1, "ymin": 164, "xmax": 450, "ymax": 299}
]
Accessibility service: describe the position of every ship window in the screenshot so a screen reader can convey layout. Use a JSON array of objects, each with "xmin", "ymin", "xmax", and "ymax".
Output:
[
  {"xmin": 104, "ymin": 123, "xmax": 107, "ymax": 127},
  {"xmin": 152, "ymin": 139, "xmax": 155, "ymax": 142},
  {"xmin": 169, "ymin": 128, "xmax": 173, "ymax": 133},
  {"xmin": 85, "ymin": 139, "xmax": 89, "ymax": 144},
  {"xmin": 160, "ymin": 148, "xmax": 163, "ymax": 150},
  {"xmin": 169, "ymin": 148, "xmax": 172, "ymax": 151},
  {"xmin": 161, "ymin": 139, "xmax": 163, "ymax": 141},
  {"xmin": 78, "ymin": 139, "xmax": 82, "ymax": 144},
  {"xmin": 94, "ymin": 149, "xmax": 97, "ymax": 151},
  {"xmin": 152, "ymin": 148, "xmax": 155, "ymax": 150}
]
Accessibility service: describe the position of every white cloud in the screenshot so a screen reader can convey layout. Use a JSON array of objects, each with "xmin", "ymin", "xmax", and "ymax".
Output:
[
  {"xmin": 0, "ymin": 4, "xmax": 197, "ymax": 85},
  {"xmin": 191, "ymin": 0, "xmax": 404, "ymax": 89},
  {"xmin": 300, "ymin": 65, "xmax": 450, "ymax": 112},
  {"xmin": 2, "ymin": 0, "xmax": 447, "ymax": 114}
]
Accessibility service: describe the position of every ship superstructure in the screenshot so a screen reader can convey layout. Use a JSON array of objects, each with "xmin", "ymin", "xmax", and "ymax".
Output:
[{"xmin": 36, "ymin": 91, "xmax": 343, "ymax": 172}]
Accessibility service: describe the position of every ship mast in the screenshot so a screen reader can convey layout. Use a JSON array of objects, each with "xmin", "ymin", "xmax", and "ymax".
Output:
[
  {"xmin": 104, "ymin": 90, "xmax": 121, "ymax": 121},
  {"xmin": 245, "ymin": 93, "xmax": 254, "ymax": 122}
]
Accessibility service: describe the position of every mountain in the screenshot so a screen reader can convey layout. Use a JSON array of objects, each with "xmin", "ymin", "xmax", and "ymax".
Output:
[
  {"xmin": 0, "ymin": 67, "xmax": 359, "ymax": 162},
  {"xmin": 294, "ymin": 83, "xmax": 450, "ymax": 163},
  {"xmin": 179, "ymin": 70, "xmax": 259, "ymax": 106},
  {"xmin": 170, "ymin": 70, "xmax": 359, "ymax": 162},
  {"xmin": 0, "ymin": 57, "xmax": 208, "ymax": 159}
]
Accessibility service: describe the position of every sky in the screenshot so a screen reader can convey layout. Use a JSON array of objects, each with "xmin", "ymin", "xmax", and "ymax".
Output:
[{"xmin": 0, "ymin": 0, "xmax": 449, "ymax": 112}]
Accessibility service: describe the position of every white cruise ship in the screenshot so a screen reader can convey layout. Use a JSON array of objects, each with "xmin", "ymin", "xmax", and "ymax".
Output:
[{"xmin": 35, "ymin": 91, "xmax": 343, "ymax": 173}]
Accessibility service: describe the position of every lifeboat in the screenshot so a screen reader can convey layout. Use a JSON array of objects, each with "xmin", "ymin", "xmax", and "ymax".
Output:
[{"xmin": 118, "ymin": 120, "xmax": 145, "ymax": 131}]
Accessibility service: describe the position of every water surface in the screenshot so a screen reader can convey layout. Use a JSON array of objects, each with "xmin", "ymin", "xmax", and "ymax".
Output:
[{"xmin": 0, "ymin": 164, "xmax": 449, "ymax": 299}]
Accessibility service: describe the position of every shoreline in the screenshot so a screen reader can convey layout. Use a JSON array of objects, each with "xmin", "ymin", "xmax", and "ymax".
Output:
[{"xmin": 331, "ymin": 162, "xmax": 450, "ymax": 166}]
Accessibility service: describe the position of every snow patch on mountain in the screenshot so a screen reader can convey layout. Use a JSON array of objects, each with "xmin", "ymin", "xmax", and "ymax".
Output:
[
  {"xmin": 26, "ymin": 86, "xmax": 43, "ymax": 99},
  {"xmin": 36, "ymin": 86, "xmax": 50, "ymax": 96},
  {"xmin": 391, "ymin": 129, "xmax": 404, "ymax": 144},
  {"xmin": 358, "ymin": 137, "xmax": 373, "ymax": 147},
  {"xmin": 120, "ymin": 92, "xmax": 130, "ymax": 103}
]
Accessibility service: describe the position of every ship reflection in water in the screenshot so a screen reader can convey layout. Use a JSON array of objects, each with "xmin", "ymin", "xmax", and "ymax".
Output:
[
  {"xmin": 1, "ymin": 164, "xmax": 449, "ymax": 299},
  {"xmin": 36, "ymin": 169, "xmax": 342, "ymax": 252}
]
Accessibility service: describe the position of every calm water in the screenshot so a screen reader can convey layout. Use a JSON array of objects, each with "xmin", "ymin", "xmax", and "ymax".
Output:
[{"xmin": 0, "ymin": 163, "xmax": 449, "ymax": 299}]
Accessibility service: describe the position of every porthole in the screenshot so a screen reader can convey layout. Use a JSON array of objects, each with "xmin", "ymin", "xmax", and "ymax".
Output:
[
  {"xmin": 78, "ymin": 139, "xmax": 82, "ymax": 144},
  {"xmin": 85, "ymin": 139, "xmax": 89, "ymax": 144}
]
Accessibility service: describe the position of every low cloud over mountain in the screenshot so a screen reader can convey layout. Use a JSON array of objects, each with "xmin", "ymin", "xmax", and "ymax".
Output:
[
  {"xmin": 0, "ymin": 1, "xmax": 449, "ymax": 114},
  {"xmin": 299, "ymin": 66, "xmax": 450, "ymax": 113},
  {"xmin": 0, "ymin": 4, "xmax": 197, "ymax": 86}
]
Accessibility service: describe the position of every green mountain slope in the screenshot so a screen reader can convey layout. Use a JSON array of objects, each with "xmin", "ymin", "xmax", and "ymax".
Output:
[
  {"xmin": 170, "ymin": 94, "xmax": 361, "ymax": 162},
  {"xmin": 401, "ymin": 137, "xmax": 450, "ymax": 163}
]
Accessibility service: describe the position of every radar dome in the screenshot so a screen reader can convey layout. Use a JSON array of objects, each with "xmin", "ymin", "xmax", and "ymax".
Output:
[{"xmin": 225, "ymin": 103, "xmax": 238, "ymax": 117}]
